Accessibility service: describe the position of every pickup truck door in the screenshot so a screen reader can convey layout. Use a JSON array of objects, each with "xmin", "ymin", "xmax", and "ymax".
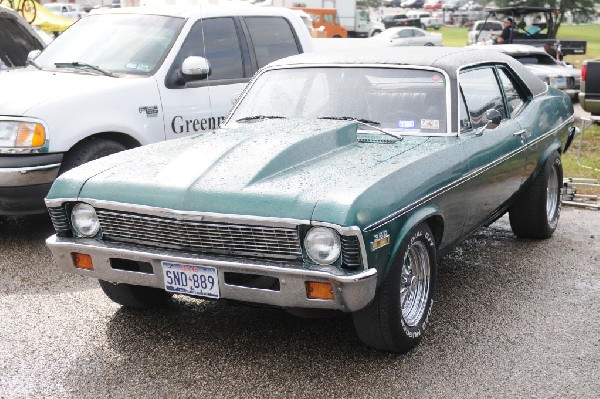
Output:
[
  {"xmin": 458, "ymin": 66, "xmax": 529, "ymax": 232},
  {"xmin": 159, "ymin": 16, "xmax": 304, "ymax": 141},
  {"xmin": 160, "ymin": 17, "xmax": 251, "ymax": 141}
]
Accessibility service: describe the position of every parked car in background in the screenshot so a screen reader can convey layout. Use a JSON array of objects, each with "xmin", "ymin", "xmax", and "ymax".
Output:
[
  {"xmin": 401, "ymin": 0, "xmax": 425, "ymax": 9},
  {"xmin": 0, "ymin": 5, "xmax": 45, "ymax": 69},
  {"xmin": 381, "ymin": 13, "xmax": 423, "ymax": 29},
  {"xmin": 424, "ymin": 0, "xmax": 443, "ymax": 10},
  {"xmin": 0, "ymin": 6, "xmax": 314, "ymax": 216},
  {"xmin": 579, "ymin": 58, "xmax": 600, "ymax": 116},
  {"xmin": 406, "ymin": 10, "xmax": 443, "ymax": 30},
  {"xmin": 484, "ymin": 44, "xmax": 581, "ymax": 100},
  {"xmin": 45, "ymin": 47, "xmax": 576, "ymax": 354},
  {"xmin": 43, "ymin": 2, "xmax": 86, "ymax": 20},
  {"xmin": 372, "ymin": 27, "xmax": 442, "ymax": 46},
  {"xmin": 467, "ymin": 19, "xmax": 502, "ymax": 45}
]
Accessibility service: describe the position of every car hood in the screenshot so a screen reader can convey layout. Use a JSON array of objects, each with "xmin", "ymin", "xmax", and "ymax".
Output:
[
  {"xmin": 55, "ymin": 119, "xmax": 437, "ymax": 226},
  {"xmin": 0, "ymin": 8, "xmax": 45, "ymax": 68},
  {"xmin": 524, "ymin": 63, "xmax": 581, "ymax": 78},
  {"xmin": 0, "ymin": 68, "xmax": 139, "ymax": 115}
]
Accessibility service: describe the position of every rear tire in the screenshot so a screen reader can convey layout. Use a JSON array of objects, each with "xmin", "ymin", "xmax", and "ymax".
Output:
[
  {"xmin": 59, "ymin": 138, "xmax": 127, "ymax": 174},
  {"xmin": 352, "ymin": 223, "xmax": 437, "ymax": 352},
  {"xmin": 509, "ymin": 152, "xmax": 562, "ymax": 239},
  {"xmin": 99, "ymin": 280, "xmax": 173, "ymax": 308}
]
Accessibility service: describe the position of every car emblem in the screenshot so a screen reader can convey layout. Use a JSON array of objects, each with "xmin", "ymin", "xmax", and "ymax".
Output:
[{"xmin": 370, "ymin": 230, "xmax": 390, "ymax": 251}]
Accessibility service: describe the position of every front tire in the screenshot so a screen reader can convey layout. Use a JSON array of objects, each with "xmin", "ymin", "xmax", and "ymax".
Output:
[
  {"xmin": 99, "ymin": 280, "xmax": 173, "ymax": 308},
  {"xmin": 352, "ymin": 223, "xmax": 437, "ymax": 352},
  {"xmin": 509, "ymin": 152, "xmax": 563, "ymax": 238},
  {"xmin": 59, "ymin": 138, "xmax": 127, "ymax": 174}
]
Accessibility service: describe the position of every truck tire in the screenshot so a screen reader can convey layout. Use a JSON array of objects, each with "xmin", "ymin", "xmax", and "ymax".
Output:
[
  {"xmin": 59, "ymin": 138, "xmax": 127, "ymax": 174},
  {"xmin": 509, "ymin": 152, "xmax": 562, "ymax": 239},
  {"xmin": 99, "ymin": 280, "xmax": 173, "ymax": 308},
  {"xmin": 352, "ymin": 223, "xmax": 437, "ymax": 352}
]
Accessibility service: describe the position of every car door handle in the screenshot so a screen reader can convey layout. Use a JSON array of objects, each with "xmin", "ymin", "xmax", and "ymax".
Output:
[{"xmin": 513, "ymin": 129, "xmax": 527, "ymax": 137}]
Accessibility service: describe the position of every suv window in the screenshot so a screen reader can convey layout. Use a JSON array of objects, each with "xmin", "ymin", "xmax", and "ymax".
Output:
[
  {"xmin": 244, "ymin": 17, "xmax": 301, "ymax": 69},
  {"xmin": 459, "ymin": 67, "xmax": 506, "ymax": 129}
]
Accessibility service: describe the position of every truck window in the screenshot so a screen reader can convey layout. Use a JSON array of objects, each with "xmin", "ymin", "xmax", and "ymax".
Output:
[
  {"xmin": 201, "ymin": 18, "xmax": 244, "ymax": 80},
  {"xmin": 244, "ymin": 17, "xmax": 301, "ymax": 69}
]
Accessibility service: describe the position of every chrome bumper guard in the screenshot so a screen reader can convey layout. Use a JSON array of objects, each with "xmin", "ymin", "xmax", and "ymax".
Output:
[{"xmin": 46, "ymin": 235, "xmax": 378, "ymax": 312}]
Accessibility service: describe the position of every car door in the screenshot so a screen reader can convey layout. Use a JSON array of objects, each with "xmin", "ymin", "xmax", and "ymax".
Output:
[
  {"xmin": 458, "ymin": 65, "xmax": 529, "ymax": 232},
  {"xmin": 160, "ymin": 17, "xmax": 251, "ymax": 140}
]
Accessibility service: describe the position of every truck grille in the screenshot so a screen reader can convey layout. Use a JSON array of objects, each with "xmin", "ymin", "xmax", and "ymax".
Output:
[{"xmin": 96, "ymin": 209, "xmax": 302, "ymax": 261}]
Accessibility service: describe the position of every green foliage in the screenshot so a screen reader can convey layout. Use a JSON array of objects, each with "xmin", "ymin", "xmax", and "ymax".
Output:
[{"xmin": 492, "ymin": 0, "xmax": 597, "ymax": 34}]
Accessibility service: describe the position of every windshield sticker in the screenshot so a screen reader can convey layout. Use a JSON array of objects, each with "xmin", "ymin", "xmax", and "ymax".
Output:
[
  {"xmin": 397, "ymin": 120, "xmax": 416, "ymax": 129},
  {"xmin": 125, "ymin": 63, "xmax": 152, "ymax": 72},
  {"xmin": 421, "ymin": 119, "xmax": 440, "ymax": 130}
]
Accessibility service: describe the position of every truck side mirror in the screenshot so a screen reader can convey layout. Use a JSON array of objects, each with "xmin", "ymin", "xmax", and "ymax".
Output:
[{"xmin": 179, "ymin": 56, "xmax": 211, "ymax": 83}]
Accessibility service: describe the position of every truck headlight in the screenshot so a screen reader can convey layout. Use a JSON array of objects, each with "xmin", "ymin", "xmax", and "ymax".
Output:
[
  {"xmin": 305, "ymin": 227, "xmax": 341, "ymax": 265},
  {"xmin": 71, "ymin": 203, "xmax": 100, "ymax": 237},
  {"xmin": 0, "ymin": 121, "xmax": 46, "ymax": 148}
]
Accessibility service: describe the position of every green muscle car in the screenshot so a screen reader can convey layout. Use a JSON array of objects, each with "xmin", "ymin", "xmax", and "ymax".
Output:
[{"xmin": 45, "ymin": 47, "xmax": 577, "ymax": 353}]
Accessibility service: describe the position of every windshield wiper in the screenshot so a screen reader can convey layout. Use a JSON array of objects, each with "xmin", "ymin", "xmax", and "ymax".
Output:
[
  {"xmin": 54, "ymin": 62, "xmax": 116, "ymax": 77},
  {"xmin": 318, "ymin": 116, "xmax": 402, "ymax": 140},
  {"xmin": 236, "ymin": 115, "xmax": 287, "ymax": 122}
]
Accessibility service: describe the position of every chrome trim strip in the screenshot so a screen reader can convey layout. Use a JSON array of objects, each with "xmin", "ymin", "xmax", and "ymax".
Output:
[
  {"xmin": 365, "ymin": 117, "xmax": 572, "ymax": 232},
  {"xmin": 0, "ymin": 163, "xmax": 61, "ymax": 186}
]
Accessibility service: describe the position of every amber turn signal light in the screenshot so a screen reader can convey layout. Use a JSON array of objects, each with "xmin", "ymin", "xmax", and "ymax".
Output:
[
  {"xmin": 305, "ymin": 281, "xmax": 334, "ymax": 300},
  {"xmin": 71, "ymin": 253, "xmax": 94, "ymax": 270}
]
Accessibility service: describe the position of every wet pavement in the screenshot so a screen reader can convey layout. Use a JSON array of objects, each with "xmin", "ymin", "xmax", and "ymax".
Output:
[{"xmin": 0, "ymin": 208, "xmax": 598, "ymax": 398}]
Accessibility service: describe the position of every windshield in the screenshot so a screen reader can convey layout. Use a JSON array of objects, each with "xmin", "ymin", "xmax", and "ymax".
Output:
[
  {"xmin": 229, "ymin": 67, "xmax": 448, "ymax": 134},
  {"xmin": 34, "ymin": 14, "xmax": 184, "ymax": 76}
]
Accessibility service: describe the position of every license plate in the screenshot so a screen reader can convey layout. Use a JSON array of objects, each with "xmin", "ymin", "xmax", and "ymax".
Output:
[
  {"xmin": 161, "ymin": 261, "xmax": 220, "ymax": 298},
  {"xmin": 550, "ymin": 77, "xmax": 567, "ymax": 89}
]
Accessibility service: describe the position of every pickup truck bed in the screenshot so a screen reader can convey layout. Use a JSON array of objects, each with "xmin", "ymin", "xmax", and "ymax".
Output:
[{"xmin": 579, "ymin": 58, "xmax": 600, "ymax": 116}]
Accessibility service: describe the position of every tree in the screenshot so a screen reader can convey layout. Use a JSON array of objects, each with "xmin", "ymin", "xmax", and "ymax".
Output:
[{"xmin": 493, "ymin": 0, "xmax": 597, "ymax": 34}]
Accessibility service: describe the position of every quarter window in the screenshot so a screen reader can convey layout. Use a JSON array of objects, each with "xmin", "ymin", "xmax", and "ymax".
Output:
[{"xmin": 498, "ymin": 68, "xmax": 526, "ymax": 116}]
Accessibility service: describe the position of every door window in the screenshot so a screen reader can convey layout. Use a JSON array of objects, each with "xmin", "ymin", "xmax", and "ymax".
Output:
[
  {"xmin": 459, "ymin": 67, "xmax": 506, "ymax": 129},
  {"xmin": 497, "ymin": 68, "xmax": 527, "ymax": 116},
  {"xmin": 244, "ymin": 17, "xmax": 301, "ymax": 69},
  {"xmin": 201, "ymin": 18, "xmax": 244, "ymax": 80}
]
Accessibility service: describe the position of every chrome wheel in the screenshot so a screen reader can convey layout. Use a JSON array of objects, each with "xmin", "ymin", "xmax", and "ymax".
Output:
[
  {"xmin": 400, "ymin": 241, "xmax": 431, "ymax": 327},
  {"xmin": 546, "ymin": 162, "xmax": 559, "ymax": 223}
]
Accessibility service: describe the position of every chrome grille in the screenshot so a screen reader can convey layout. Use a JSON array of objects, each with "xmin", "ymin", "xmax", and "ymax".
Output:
[
  {"xmin": 96, "ymin": 209, "xmax": 302, "ymax": 260},
  {"xmin": 341, "ymin": 235, "xmax": 362, "ymax": 269},
  {"xmin": 48, "ymin": 206, "xmax": 70, "ymax": 235}
]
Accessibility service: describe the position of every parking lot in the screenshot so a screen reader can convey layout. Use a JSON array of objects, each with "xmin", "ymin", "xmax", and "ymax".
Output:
[{"xmin": 1, "ymin": 208, "xmax": 598, "ymax": 397}]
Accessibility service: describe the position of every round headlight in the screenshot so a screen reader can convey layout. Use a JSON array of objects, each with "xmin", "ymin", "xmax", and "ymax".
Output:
[
  {"xmin": 71, "ymin": 203, "xmax": 100, "ymax": 237},
  {"xmin": 304, "ymin": 227, "xmax": 341, "ymax": 265}
]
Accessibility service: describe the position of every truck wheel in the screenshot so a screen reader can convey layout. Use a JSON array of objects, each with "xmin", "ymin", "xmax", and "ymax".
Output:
[
  {"xmin": 371, "ymin": 30, "xmax": 382, "ymax": 36},
  {"xmin": 425, "ymin": 42, "xmax": 435, "ymax": 46},
  {"xmin": 352, "ymin": 223, "xmax": 437, "ymax": 353},
  {"xmin": 99, "ymin": 280, "xmax": 173, "ymax": 308},
  {"xmin": 509, "ymin": 152, "xmax": 562, "ymax": 239},
  {"xmin": 59, "ymin": 138, "xmax": 127, "ymax": 174}
]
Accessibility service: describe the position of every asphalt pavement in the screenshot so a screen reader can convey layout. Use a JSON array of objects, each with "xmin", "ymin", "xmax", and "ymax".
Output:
[{"xmin": 0, "ymin": 208, "xmax": 598, "ymax": 398}]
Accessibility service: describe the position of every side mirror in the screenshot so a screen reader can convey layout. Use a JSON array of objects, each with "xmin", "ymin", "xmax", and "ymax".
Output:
[
  {"xmin": 27, "ymin": 50, "xmax": 42, "ymax": 61},
  {"xmin": 484, "ymin": 108, "xmax": 502, "ymax": 129},
  {"xmin": 179, "ymin": 56, "xmax": 211, "ymax": 83}
]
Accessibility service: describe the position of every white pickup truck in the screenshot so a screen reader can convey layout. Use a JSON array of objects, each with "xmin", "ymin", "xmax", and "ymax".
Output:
[{"xmin": 0, "ymin": 6, "xmax": 314, "ymax": 215}]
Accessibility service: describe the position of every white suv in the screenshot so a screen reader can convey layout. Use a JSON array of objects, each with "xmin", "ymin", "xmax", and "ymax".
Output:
[{"xmin": 467, "ymin": 20, "xmax": 503, "ymax": 45}]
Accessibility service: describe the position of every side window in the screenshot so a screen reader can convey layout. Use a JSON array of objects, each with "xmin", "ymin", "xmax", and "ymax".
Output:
[
  {"xmin": 244, "ymin": 17, "xmax": 301, "ymax": 69},
  {"xmin": 459, "ymin": 67, "xmax": 506, "ymax": 129},
  {"xmin": 414, "ymin": 30, "xmax": 425, "ymax": 37},
  {"xmin": 201, "ymin": 18, "xmax": 244, "ymax": 80},
  {"xmin": 498, "ymin": 68, "xmax": 527, "ymax": 116},
  {"xmin": 459, "ymin": 89, "xmax": 472, "ymax": 131},
  {"xmin": 170, "ymin": 17, "xmax": 243, "ymax": 85},
  {"xmin": 398, "ymin": 29, "xmax": 412, "ymax": 38},
  {"xmin": 323, "ymin": 14, "xmax": 333, "ymax": 23}
]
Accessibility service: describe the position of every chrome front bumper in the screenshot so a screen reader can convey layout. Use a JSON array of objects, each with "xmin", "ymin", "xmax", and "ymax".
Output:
[
  {"xmin": 46, "ymin": 235, "xmax": 378, "ymax": 312},
  {"xmin": 0, "ymin": 163, "xmax": 60, "ymax": 186}
]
